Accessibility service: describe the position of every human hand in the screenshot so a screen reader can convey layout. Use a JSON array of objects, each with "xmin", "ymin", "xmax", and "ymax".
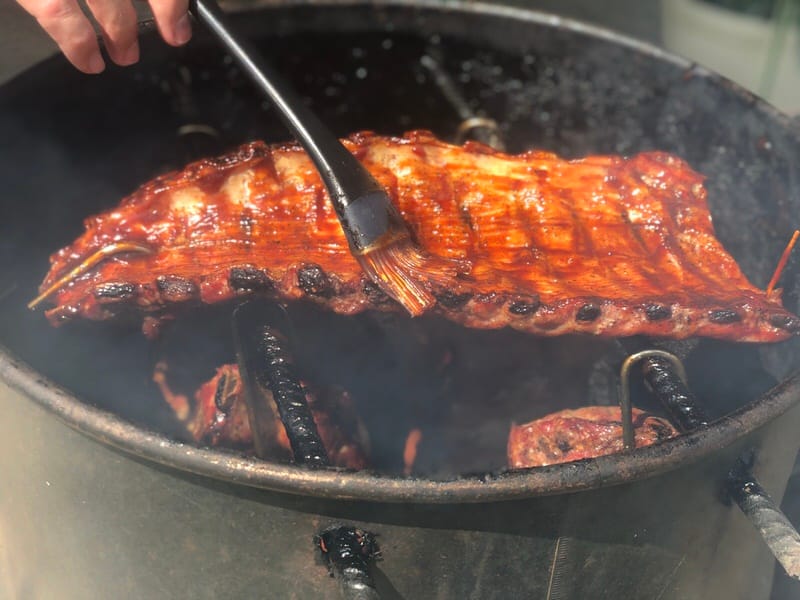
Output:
[{"xmin": 17, "ymin": 0, "xmax": 192, "ymax": 74}]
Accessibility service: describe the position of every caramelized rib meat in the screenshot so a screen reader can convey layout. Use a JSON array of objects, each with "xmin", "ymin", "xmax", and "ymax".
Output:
[
  {"xmin": 154, "ymin": 363, "xmax": 369, "ymax": 469},
  {"xmin": 507, "ymin": 406, "xmax": 678, "ymax": 468},
  {"xmin": 37, "ymin": 131, "xmax": 800, "ymax": 341}
]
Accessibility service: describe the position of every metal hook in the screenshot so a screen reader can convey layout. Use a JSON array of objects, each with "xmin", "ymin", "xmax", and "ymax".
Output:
[
  {"xmin": 419, "ymin": 52, "xmax": 506, "ymax": 151},
  {"xmin": 618, "ymin": 350, "xmax": 687, "ymax": 450},
  {"xmin": 177, "ymin": 123, "xmax": 221, "ymax": 138},
  {"xmin": 454, "ymin": 117, "xmax": 506, "ymax": 151}
]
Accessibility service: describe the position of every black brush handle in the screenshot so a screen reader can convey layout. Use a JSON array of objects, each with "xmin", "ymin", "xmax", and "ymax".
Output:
[{"xmin": 190, "ymin": 0, "xmax": 405, "ymax": 251}]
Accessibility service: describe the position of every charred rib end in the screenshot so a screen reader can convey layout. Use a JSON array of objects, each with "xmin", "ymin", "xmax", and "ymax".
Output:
[{"xmin": 770, "ymin": 314, "xmax": 800, "ymax": 335}]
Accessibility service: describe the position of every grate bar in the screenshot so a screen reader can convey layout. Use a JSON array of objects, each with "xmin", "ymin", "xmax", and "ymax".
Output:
[
  {"xmin": 641, "ymin": 355, "xmax": 710, "ymax": 433},
  {"xmin": 316, "ymin": 526, "xmax": 382, "ymax": 600},
  {"xmin": 624, "ymin": 347, "xmax": 800, "ymax": 581},
  {"xmin": 729, "ymin": 460, "xmax": 800, "ymax": 580},
  {"xmin": 233, "ymin": 300, "xmax": 330, "ymax": 467}
]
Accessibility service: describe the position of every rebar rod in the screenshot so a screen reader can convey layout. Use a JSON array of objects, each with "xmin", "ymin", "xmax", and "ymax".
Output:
[
  {"xmin": 317, "ymin": 526, "xmax": 381, "ymax": 600},
  {"xmin": 729, "ymin": 463, "xmax": 800, "ymax": 580},
  {"xmin": 632, "ymin": 349, "xmax": 800, "ymax": 580},
  {"xmin": 233, "ymin": 301, "xmax": 329, "ymax": 466},
  {"xmin": 641, "ymin": 355, "xmax": 710, "ymax": 433}
]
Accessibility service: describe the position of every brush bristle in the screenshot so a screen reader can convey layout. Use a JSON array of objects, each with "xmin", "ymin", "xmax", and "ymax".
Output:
[{"xmin": 356, "ymin": 238, "xmax": 470, "ymax": 316}]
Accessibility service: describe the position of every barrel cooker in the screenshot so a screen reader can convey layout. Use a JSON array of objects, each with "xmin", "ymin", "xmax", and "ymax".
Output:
[{"xmin": 1, "ymin": 1, "xmax": 800, "ymax": 598}]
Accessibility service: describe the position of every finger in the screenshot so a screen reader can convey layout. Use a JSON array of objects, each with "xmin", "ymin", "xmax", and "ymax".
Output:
[
  {"xmin": 86, "ymin": 0, "xmax": 139, "ymax": 66},
  {"xmin": 18, "ymin": 0, "xmax": 105, "ymax": 73},
  {"xmin": 148, "ymin": 0, "xmax": 191, "ymax": 47}
]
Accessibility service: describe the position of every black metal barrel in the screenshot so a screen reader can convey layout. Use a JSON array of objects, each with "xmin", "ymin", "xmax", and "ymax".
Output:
[{"xmin": 1, "ymin": 1, "xmax": 800, "ymax": 598}]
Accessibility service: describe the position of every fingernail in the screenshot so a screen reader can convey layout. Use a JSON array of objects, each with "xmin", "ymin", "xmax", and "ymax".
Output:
[
  {"xmin": 174, "ymin": 14, "xmax": 192, "ymax": 45},
  {"xmin": 88, "ymin": 52, "xmax": 105, "ymax": 74},
  {"xmin": 120, "ymin": 40, "xmax": 140, "ymax": 66}
]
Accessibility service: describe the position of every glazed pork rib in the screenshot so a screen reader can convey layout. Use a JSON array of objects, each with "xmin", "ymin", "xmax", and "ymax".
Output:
[
  {"xmin": 36, "ymin": 130, "xmax": 799, "ymax": 341},
  {"xmin": 507, "ymin": 406, "xmax": 679, "ymax": 468},
  {"xmin": 153, "ymin": 363, "xmax": 369, "ymax": 469}
]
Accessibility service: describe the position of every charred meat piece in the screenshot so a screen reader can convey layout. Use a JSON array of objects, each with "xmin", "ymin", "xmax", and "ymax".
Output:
[
  {"xmin": 36, "ymin": 130, "xmax": 799, "ymax": 341},
  {"xmin": 507, "ymin": 406, "xmax": 679, "ymax": 468},
  {"xmin": 154, "ymin": 363, "xmax": 369, "ymax": 470}
]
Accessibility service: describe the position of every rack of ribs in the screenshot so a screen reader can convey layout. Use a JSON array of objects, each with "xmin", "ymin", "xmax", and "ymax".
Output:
[{"xmin": 34, "ymin": 130, "xmax": 799, "ymax": 341}]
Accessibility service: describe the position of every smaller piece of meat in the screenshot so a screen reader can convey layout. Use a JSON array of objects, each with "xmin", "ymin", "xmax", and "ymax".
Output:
[
  {"xmin": 507, "ymin": 406, "xmax": 678, "ymax": 468},
  {"xmin": 154, "ymin": 363, "xmax": 370, "ymax": 470}
]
